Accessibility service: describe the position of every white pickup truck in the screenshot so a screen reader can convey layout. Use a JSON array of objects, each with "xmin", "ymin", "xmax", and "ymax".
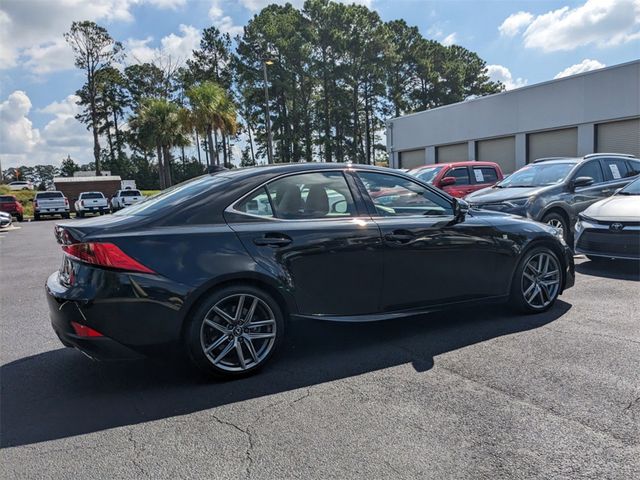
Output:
[
  {"xmin": 33, "ymin": 191, "xmax": 70, "ymax": 220},
  {"xmin": 74, "ymin": 191, "xmax": 110, "ymax": 217},
  {"xmin": 110, "ymin": 189, "xmax": 144, "ymax": 211}
]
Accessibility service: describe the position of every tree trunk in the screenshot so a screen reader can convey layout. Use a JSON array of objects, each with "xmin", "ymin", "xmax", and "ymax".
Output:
[
  {"xmin": 323, "ymin": 48, "xmax": 332, "ymax": 162},
  {"xmin": 106, "ymin": 123, "xmax": 115, "ymax": 165},
  {"xmin": 221, "ymin": 132, "xmax": 228, "ymax": 168},
  {"xmin": 195, "ymin": 130, "xmax": 202, "ymax": 165},
  {"xmin": 213, "ymin": 129, "xmax": 220, "ymax": 166},
  {"xmin": 206, "ymin": 125, "xmax": 215, "ymax": 169},
  {"xmin": 113, "ymin": 110, "xmax": 122, "ymax": 159},
  {"xmin": 247, "ymin": 118, "xmax": 256, "ymax": 165},
  {"xmin": 162, "ymin": 145, "xmax": 172, "ymax": 187},
  {"xmin": 156, "ymin": 143, "xmax": 165, "ymax": 189},
  {"xmin": 89, "ymin": 79, "xmax": 102, "ymax": 175}
]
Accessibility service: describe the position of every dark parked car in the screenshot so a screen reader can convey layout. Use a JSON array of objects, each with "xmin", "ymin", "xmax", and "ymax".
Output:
[
  {"xmin": 465, "ymin": 153, "xmax": 640, "ymax": 241},
  {"xmin": 409, "ymin": 161, "xmax": 504, "ymax": 198},
  {"xmin": 47, "ymin": 164, "xmax": 574, "ymax": 378}
]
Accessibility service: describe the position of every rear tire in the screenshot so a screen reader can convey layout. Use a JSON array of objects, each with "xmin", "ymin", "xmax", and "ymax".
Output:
[
  {"xmin": 34, "ymin": 213, "xmax": 40, "ymax": 221},
  {"xmin": 184, "ymin": 284, "xmax": 285, "ymax": 379},
  {"xmin": 510, "ymin": 246, "xmax": 562, "ymax": 314},
  {"xmin": 63, "ymin": 213, "xmax": 70, "ymax": 219},
  {"xmin": 16, "ymin": 214, "xmax": 23, "ymax": 222},
  {"xmin": 77, "ymin": 211, "xmax": 84, "ymax": 218}
]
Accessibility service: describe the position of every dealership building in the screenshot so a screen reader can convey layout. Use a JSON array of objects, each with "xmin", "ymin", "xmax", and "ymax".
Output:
[{"xmin": 386, "ymin": 60, "xmax": 640, "ymax": 173}]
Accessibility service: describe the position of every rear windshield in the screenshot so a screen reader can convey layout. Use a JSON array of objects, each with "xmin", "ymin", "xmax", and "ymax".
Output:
[
  {"xmin": 81, "ymin": 192, "xmax": 104, "ymax": 199},
  {"xmin": 0, "ymin": 196, "xmax": 16, "ymax": 203},
  {"xmin": 114, "ymin": 176, "xmax": 229, "ymax": 216},
  {"xmin": 121, "ymin": 190, "xmax": 141, "ymax": 197},
  {"xmin": 35, "ymin": 192, "xmax": 64, "ymax": 199}
]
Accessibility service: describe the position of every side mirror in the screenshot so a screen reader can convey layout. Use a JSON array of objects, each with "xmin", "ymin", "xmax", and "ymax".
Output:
[
  {"xmin": 440, "ymin": 176, "xmax": 456, "ymax": 187},
  {"xmin": 572, "ymin": 176, "xmax": 594, "ymax": 189},
  {"xmin": 455, "ymin": 198, "xmax": 469, "ymax": 218}
]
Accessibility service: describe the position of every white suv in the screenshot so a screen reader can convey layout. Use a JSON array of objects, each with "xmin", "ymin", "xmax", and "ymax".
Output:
[{"xmin": 7, "ymin": 181, "xmax": 34, "ymax": 191}]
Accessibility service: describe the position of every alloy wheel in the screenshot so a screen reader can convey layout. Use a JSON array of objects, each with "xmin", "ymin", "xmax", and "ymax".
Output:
[
  {"xmin": 545, "ymin": 218, "xmax": 564, "ymax": 238},
  {"xmin": 521, "ymin": 252, "xmax": 560, "ymax": 309},
  {"xmin": 200, "ymin": 293, "xmax": 277, "ymax": 372}
]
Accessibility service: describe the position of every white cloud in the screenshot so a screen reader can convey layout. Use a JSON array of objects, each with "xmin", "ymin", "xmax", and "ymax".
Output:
[
  {"xmin": 501, "ymin": 0, "xmax": 640, "ymax": 52},
  {"xmin": 209, "ymin": 1, "xmax": 244, "ymax": 36},
  {"xmin": 126, "ymin": 25, "xmax": 201, "ymax": 66},
  {"xmin": 486, "ymin": 64, "xmax": 528, "ymax": 90},
  {"xmin": 554, "ymin": 59, "xmax": 606, "ymax": 78},
  {"xmin": 0, "ymin": 0, "xmax": 189, "ymax": 74},
  {"xmin": 441, "ymin": 32, "xmax": 458, "ymax": 46},
  {"xmin": 498, "ymin": 11, "xmax": 533, "ymax": 37},
  {"xmin": 0, "ymin": 91, "xmax": 40, "ymax": 155},
  {"xmin": 0, "ymin": 91, "xmax": 92, "ymax": 168}
]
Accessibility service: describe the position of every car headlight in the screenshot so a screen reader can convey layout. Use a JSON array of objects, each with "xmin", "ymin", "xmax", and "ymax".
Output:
[
  {"xmin": 503, "ymin": 197, "xmax": 534, "ymax": 208},
  {"xmin": 550, "ymin": 226, "xmax": 567, "ymax": 246},
  {"xmin": 578, "ymin": 213, "xmax": 597, "ymax": 223}
]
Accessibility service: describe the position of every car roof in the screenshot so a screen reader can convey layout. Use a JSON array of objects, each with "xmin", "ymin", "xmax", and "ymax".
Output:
[
  {"xmin": 411, "ymin": 161, "xmax": 500, "ymax": 170},
  {"xmin": 215, "ymin": 162, "xmax": 393, "ymax": 181},
  {"xmin": 530, "ymin": 157, "xmax": 581, "ymax": 165}
]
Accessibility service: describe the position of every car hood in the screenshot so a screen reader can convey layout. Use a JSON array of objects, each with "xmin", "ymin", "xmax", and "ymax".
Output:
[
  {"xmin": 582, "ymin": 195, "xmax": 640, "ymax": 221},
  {"xmin": 466, "ymin": 185, "xmax": 551, "ymax": 203}
]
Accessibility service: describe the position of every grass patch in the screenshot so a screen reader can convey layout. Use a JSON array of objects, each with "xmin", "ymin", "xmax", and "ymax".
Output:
[{"xmin": 141, "ymin": 190, "xmax": 161, "ymax": 197}]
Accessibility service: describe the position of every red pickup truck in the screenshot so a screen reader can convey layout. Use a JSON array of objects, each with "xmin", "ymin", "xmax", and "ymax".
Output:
[
  {"xmin": 0, "ymin": 195, "xmax": 24, "ymax": 222},
  {"xmin": 408, "ymin": 161, "xmax": 504, "ymax": 198}
]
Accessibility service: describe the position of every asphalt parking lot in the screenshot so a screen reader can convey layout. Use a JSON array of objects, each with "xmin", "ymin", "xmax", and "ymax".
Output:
[{"xmin": 1, "ymin": 219, "xmax": 639, "ymax": 479}]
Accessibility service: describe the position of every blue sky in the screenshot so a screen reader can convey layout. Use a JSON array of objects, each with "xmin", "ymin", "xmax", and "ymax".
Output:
[{"xmin": 1, "ymin": 0, "xmax": 639, "ymax": 168}]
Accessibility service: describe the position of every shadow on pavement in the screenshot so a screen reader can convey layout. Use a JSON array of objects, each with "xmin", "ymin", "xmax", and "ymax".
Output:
[
  {"xmin": 1, "ymin": 301, "xmax": 570, "ymax": 448},
  {"xmin": 576, "ymin": 258, "xmax": 640, "ymax": 281}
]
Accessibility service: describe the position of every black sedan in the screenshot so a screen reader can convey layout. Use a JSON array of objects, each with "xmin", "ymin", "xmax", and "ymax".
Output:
[{"xmin": 47, "ymin": 163, "xmax": 574, "ymax": 378}]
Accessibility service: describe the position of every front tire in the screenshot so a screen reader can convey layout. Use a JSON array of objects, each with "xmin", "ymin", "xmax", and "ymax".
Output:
[
  {"xmin": 542, "ymin": 212, "xmax": 569, "ymax": 243},
  {"xmin": 510, "ymin": 246, "xmax": 562, "ymax": 313},
  {"xmin": 184, "ymin": 285, "xmax": 284, "ymax": 378}
]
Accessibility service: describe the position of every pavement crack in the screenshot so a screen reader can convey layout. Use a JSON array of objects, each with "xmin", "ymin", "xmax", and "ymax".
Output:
[
  {"xmin": 127, "ymin": 428, "xmax": 148, "ymax": 478},
  {"xmin": 210, "ymin": 412, "xmax": 254, "ymax": 480},
  {"xmin": 625, "ymin": 396, "xmax": 640, "ymax": 411}
]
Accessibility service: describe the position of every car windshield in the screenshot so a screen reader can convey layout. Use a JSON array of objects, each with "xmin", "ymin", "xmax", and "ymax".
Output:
[
  {"xmin": 497, "ymin": 163, "xmax": 574, "ymax": 188},
  {"xmin": 36, "ymin": 192, "xmax": 63, "ymax": 198},
  {"xmin": 121, "ymin": 190, "xmax": 141, "ymax": 197},
  {"xmin": 0, "ymin": 196, "xmax": 15, "ymax": 203},
  {"xmin": 618, "ymin": 177, "xmax": 640, "ymax": 195},
  {"xmin": 81, "ymin": 192, "xmax": 104, "ymax": 199},
  {"xmin": 409, "ymin": 166, "xmax": 444, "ymax": 183},
  {"xmin": 115, "ymin": 175, "xmax": 229, "ymax": 216}
]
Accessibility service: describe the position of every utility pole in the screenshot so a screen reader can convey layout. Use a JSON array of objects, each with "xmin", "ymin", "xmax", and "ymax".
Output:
[{"xmin": 262, "ymin": 58, "xmax": 275, "ymax": 164}]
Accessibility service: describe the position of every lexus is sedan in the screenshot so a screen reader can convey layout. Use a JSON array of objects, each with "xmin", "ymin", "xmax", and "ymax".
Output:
[
  {"xmin": 575, "ymin": 177, "xmax": 640, "ymax": 261},
  {"xmin": 46, "ymin": 163, "xmax": 574, "ymax": 378}
]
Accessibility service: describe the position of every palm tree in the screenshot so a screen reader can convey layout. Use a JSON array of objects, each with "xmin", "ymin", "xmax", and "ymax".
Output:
[
  {"xmin": 186, "ymin": 82, "xmax": 238, "ymax": 168},
  {"xmin": 130, "ymin": 98, "xmax": 189, "ymax": 188}
]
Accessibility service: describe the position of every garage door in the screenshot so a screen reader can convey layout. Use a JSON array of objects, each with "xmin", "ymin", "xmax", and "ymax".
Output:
[
  {"xmin": 596, "ymin": 118, "xmax": 640, "ymax": 158},
  {"xmin": 399, "ymin": 149, "xmax": 425, "ymax": 169},
  {"xmin": 527, "ymin": 128, "xmax": 577, "ymax": 163},
  {"xmin": 436, "ymin": 143, "xmax": 468, "ymax": 163},
  {"xmin": 476, "ymin": 136, "xmax": 516, "ymax": 173}
]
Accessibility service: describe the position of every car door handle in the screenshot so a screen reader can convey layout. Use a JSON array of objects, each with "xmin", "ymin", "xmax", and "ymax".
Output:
[
  {"xmin": 385, "ymin": 231, "xmax": 415, "ymax": 243},
  {"xmin": 253, "ymin": 234, "xmax": 292, "ymax": 247}
]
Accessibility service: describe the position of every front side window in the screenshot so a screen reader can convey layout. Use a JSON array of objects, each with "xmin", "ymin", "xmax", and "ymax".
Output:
[
  {"xmin": 448, "ymin": 167, "xmax": 470, "ymax": 185},
  {"xmin": 574, "ymin": 161, "xmax": 604, "ymax": 184},
  {"xmin": 358, "ymin": 172, "xmax": 453, "ymax": 217},
  {"xmin": 236, "ymin": 171, "xmax": 355, "ymax": 220}
]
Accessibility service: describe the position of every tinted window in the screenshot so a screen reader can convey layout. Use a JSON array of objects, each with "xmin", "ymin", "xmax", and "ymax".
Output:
[
  {"xmin": 574, "ymin": 161, "xmax": 604, "ymax": 184},
  {"xmin": 80, "ymin": 192, "xmax": 104, "ymax": 199},
  {"xmin": 10, "ymin": 182, "xmax": 26, "ymax": 185},
  {"xmin": 236, "ymin": 188, "xmax": 274, "ymax": 218},
  {"xmin": 449, "ymin": 167, "xmax": 470, "ymax": 185},
  {"xmin": 601, "ymin": 158, "xmax": 629, "ymax": 180},
  {"xmin": 472, "ymin": 167, "xmax": 498, "ymax": 184},
  {"xmin": 121, "ymin": 190, "xmax": 141, "ymax": 197},
  {"xmin": 626, "ymin": 160, "xmax": 640, "ymax": 177},
  {"xmin": 35, "ymin": 192, "xmax": 63, "ymax": 199},
  {"xmin": 358, "ymin": 172, "xmax": 453, "ymax": 217},
  {"xmin": 265, "ymin": 172, "xmax": 355, "ymax": 219},
  {"xmin": 0, "ymin": 196, "xmax": 15, "ymax": 203},
  {"xmin": 115, "ymin": 176, "xmax": 228, "ymax": 216}
]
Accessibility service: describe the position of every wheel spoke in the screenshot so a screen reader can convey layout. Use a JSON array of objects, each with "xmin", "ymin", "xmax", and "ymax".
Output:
[
  {"xmin": 247, "ymin": 331, "xmax": 276, "ymax": 340},
  {"xmin": 243, "ymin": 336, "xmax": 259, "ymax": 363},
  {"xmin": 205, "ymin": 334, "xmax": 229, "ymax": 354},
  {"xmin": 523, "ymin": 281, "xmax": 536, "ymax": 298},
  {"xmin": 523, "ymin": 271, "xmax": 535, "ymax": 282},
  {"xmin": 235, "ymin": 340, "xmax": 247, "ymax": 369},
  {"xmin": 234, "ymin": 295, "xmax": 245, "ymax": 322},
  {"xmin": 212, "ymin": 306, "xmax": 234, "ymax": 325},
  {"xmin": 242, "ymin": 297, "xmax": 259, "ymax": 326},
  {"xmin": 204, "ymin": 318, "xmax": 230, "ymax": 335},
  {"xmin": 212, "ymin": 340, "xmax": 235, "ymax": 364},
  {"xmin": 246, "ymin": 319, "xmax": 275, "ymax": 328}
]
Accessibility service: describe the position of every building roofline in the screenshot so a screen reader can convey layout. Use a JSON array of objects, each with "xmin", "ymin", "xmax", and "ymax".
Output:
[{"xmin": 388, "ymin": 59, "xmax": 640, "ymax": 123}]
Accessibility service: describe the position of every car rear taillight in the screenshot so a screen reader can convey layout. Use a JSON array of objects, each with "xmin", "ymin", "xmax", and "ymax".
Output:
[
  {"xmin": 33, "ymin": 200, "xmax": 38, "ymax": 208},
  {"xmin": 62, "ymin": 242, "xmax": 155, "ymax": 274},
  {"xmin": 71, "ymin": 321, "xmax": 103, "ymax": 337},
  {"xmin": 80, "ymin": 200, "xmax": 84, "ymax": 207},
  {"xmin": 64, "ymin": 198, "xmax": 69, "ymax": 206}
]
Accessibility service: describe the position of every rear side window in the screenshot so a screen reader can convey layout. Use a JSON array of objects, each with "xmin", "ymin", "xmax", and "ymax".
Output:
[
  {"xmin": 574, "ymin": 161, "xmax": 604, "ymax": 184},
  {"xmin": 81, "ymin": 192, "xmax": 104, "ymax": 199},
  {"xmin": 235, "ymin": 188, "xmax": 274, "ymax": 218},
  {"xmin": 626, "ymin": 160, "xmax": 640, "ymax": 177},
  {"xmin": 36, "ymin": 192, "xmax": 63, "ymax": 199},
  {"xmin": 121, "ymin": 190, "xmax": 141, "ymax": 197},
  {"xmin": 601, "ymin": 158, "xmax": 629, "ymax": 180},
  {"xmin": 472, "ymin": 167, "xmax": 498, "ymax": 184},
  {"xmin": 448, "ymin": 167, "xmax": 471, "ymax": 185}
]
